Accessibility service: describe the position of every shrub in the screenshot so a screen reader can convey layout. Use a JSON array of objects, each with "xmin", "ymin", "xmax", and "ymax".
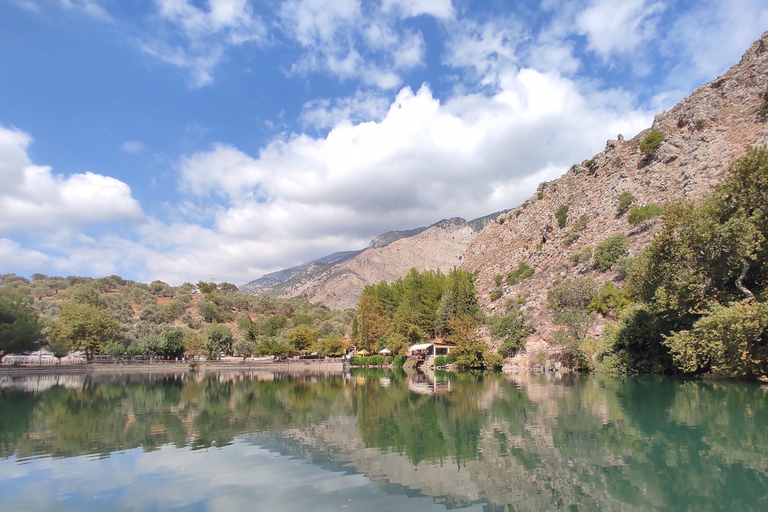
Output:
[
  {"xmin": 490, "ymin": 288, "xmax": 503, "ymax": 301},
  {"xmin": 493, "ymin": 274, "xmax": 503, "ymax": 286},
  {"xmin": 611, "ymin": 256, "xmax": 635, "ymax": 280},
  {"xmin": 639, "ymin": 130, "xmax": 664, "ymax": 155},
  {"xmin": 593, "ymin": 234, "xmax": 629, "ymax": 271},
  {"xmin": 507, "ymin": 262, "xmax": 535, "ymax": 285},
  {"xmin": 547, "ymin": 277, "xmax": 597, "ymax": 340},
  {"xmin": 555, "ymin": 205, "xmax": 569, "ymax": 228},
  {"xmin": 587, "ymin": 282, "xmax": 632, "ymax": 315},
  {"xmin": 584, "ymin": 159, "xmax": 596, "ymax": 169},
  {"xmin": 548, "ymin": 277, "xmax": 598, "ymax": 312},
  {"xmin": 490, "ymin": 308, "xmax": 534, "ymax": 357},
  {"xmin": 484, "ymin": 352, "xmax": 505, "ymax": 368},
  {"xmin": 434, "ymin": 355, "xmax": 450, "ymax": 367},
  {"xmin": 617, "ymin": 191, "xmax": 636, "ymax": 214},
  {"xmin": 570, "ymin": 245, "xmax": 593, "ymax": 265},
  {"xmin": 627, "ymin": 203, "xmax": 662, "ymax": 226}
]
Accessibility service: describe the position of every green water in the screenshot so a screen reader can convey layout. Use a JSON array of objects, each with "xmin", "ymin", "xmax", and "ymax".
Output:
[{"xmin": 0, "ymin": 369, "xmax": 766, "ymax": 511}]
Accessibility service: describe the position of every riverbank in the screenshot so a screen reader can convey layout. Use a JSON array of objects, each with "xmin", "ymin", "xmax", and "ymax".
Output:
[{"xmin": 0, "ymin": 359, "xmax": 345, "ymax": 376}]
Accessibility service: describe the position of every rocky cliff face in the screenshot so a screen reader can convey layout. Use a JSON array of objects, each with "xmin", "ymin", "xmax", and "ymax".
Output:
[
  {"xmin": 282, "ymin": 216, "xmax": 496, "ymax": 310},
  {"xmin": 462, "ymin": 31, "xmax": 768, "ymax": 348},
  {"xmin": 242, "ymin": 214, "xmax": 501, "ymax": 309}
]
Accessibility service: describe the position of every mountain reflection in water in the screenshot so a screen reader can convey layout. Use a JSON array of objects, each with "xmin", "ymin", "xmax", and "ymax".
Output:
[{"xmin": 1, "ymin": 369, "xmax": 767, "ymax": 511}]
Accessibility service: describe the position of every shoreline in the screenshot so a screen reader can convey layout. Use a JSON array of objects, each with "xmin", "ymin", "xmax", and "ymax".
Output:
[{"xmin": 0, "ymin": 360, "xmax": 345, "ymax": 376}]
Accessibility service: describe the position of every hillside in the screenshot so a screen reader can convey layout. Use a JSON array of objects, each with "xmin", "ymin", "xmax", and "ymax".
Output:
[
  {"xmin": 462, "ymin": 30, "xmax": 768, "ymax": 350},
  {"xmin": 243, "ymin": 214, "xmax": 503, "ymax": 310}
]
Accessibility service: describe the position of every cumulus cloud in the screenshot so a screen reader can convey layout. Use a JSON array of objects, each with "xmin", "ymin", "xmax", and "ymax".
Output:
[
  {"xmin": 0, "ymin": 126, "xmax": 145, "ymax": 234},
  {"xmin": 300, "ymin": 91, "xmax": 390, "ymax": 130},
  {"xmin": 167, "ymin": 73, "xmax": 650, "ymax": 284}
]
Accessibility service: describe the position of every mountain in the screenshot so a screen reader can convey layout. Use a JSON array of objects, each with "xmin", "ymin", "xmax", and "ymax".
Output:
[
  {"xmin": 241, "ymin": 214, "xmax": 504, "ymax": 309},
  {"xmin": 461, "ymin": 30, "xmax": 768, "ymax": 349}
]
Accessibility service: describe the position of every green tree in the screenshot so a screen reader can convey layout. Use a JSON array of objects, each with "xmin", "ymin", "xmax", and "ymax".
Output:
[
  {"xmin": 204, "ymin": 324, "xmax": 233, "ymax": 360},
  {"xmin": 289, "ymin": 324, "xmax": 318, "ymax": 352},
  {"xmin": 48, "ymin": 302, "xmax": 120, "ymax": 359},
  {"xmin": 0, "ymin": 293, "xmax": 43, "ymax": 362},
  {"xmin": 448, "ymin": 316, "xmax": 488, "ymax": 368},
  {"xmin": 620, "ymin": 148, "xmax": 768, "ymax": 376},
  {"xmin": 46, "ymin": 337, "xmax": 72, "ymax": 365}
]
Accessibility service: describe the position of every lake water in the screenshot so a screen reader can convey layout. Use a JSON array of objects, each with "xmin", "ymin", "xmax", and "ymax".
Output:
[{"xmin": 0, "ymin": 369, "xmax": 766, "ymax": 511}]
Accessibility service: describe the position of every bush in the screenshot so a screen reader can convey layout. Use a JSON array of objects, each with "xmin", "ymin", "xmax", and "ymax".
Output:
[
  {"xmin": 611, "ymin": 256, "xmax": 635, "ymax": 280},
  {"xmin": 434, "ymin": 355, "xmax": 450, "ymax": 367},
  {"xmin": 555, "ymin": 205, "xmax": 569, "ymax": 228},
  {"xmin": 490, "ymin": 288, "xmax": 502, "ymax": 301},
  {"xmin": 570, "ymin": 245, "xmax": 593, "ymax": 265},
  {"xmin": 350, "ymin": 355, "xmax": 385, "ymax": 366},
  {"xmin": 393, "ymin": 355, "xmax": 406, "ymax": 367},
  {"xmin": 484, "ymin": 352, "xmax": 505, "ymax": 369},
  {"xmin": 548, "ymin": 277, "xmax": 598, "ymax": 312},
  {"xmin": 587, "ymin": 282, "xmax": 633, "ymax": 315},
  {"xmin": 639, "ymin": 130, "xmax": 664, "ymax": 155},
  {"xmin": 627, "ymin": 204, "xmax": 662, "ymax": 226},
  {"xmin": 507, "ymin": 262, "xmax": 535, "ymax": 286},
  {"xmin": 593, "ymin": 234, "xmax": 629, "ymax": 271},
  {"xmin": 617, "ymin": 191, "xmax": 636, "ymax": 214},
  {"xmin": 493, "ymin": 274, "xmax": 503, "ymax": 286},
  {"xmin": 490, "ymin": 308, "xmax": 534, "ymax": 357}
]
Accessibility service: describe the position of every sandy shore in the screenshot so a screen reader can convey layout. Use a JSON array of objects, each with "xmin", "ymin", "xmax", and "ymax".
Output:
[{"xmin": 0, "ymin": 360, "xmax": 346, "ymax": 376}]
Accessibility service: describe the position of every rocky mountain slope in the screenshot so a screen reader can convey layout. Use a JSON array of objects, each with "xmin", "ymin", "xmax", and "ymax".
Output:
[
  {"xmin": 462, "ymin": 31, "xmax": 768, "ymax": 349},
  {"xmin": 243, "ymin": 214, "xmax": 501, "ymax": 309}
]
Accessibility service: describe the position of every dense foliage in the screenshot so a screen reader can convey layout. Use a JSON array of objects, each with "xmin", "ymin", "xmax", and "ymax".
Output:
[
  {"xmin": 0, "ymin": 273, "xmax": 355, "ymax": 361},
  {"xmin": 600, "ymin": 147, "xmax": 768, "ymax": 377}
]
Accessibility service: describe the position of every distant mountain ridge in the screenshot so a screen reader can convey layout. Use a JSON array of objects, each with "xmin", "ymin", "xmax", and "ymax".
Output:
[{"xmin": 240, "ymin": 212, "xmax": 505, "ymax": 307}]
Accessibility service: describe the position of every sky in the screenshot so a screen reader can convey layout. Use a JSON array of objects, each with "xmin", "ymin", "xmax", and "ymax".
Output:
[{"xmin": 1, "ymin": 0, "xmax": 767, "ymax": 286}]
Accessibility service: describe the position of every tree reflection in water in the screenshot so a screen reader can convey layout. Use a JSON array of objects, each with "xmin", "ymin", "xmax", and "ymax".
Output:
[{"xmin": 1, "ymin": 370, "xmax": 767, "ymax": 510}]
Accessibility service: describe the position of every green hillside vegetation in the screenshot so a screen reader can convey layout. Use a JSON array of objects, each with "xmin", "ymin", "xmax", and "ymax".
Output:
[
  {"xmin": 553, "ymin": 147, "xmax": 768, "ymax": 378},
  {"xmin": 0, "ymin": 274, "xmax": 355, "ymax": 361}
]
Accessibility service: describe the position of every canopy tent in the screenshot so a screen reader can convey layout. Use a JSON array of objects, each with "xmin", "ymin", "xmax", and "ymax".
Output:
[
  {"xmin": 379, "ymin": 348, "xmax": 392, "ymax": 355},
  {"xmin": 408, "ymin": 343, "xmax": 434, "ymax": 353},
  {"xmin": 356, "ymin": 349, "xmax": 370, "ymax": 356}
]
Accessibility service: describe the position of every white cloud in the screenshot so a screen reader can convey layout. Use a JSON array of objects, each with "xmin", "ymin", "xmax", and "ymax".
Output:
[
  {"xmin": 0, "ymin": 238, "xmax": 49, "ymax": 269},
  {"xmin": 166, "ymin": 73, "xmax": 650, "ymax": 284},
  {"xmin": 381, "ymin": 0, "xmax": 454, "ymax": 20},
  {"xmin": 660, "ymin": 0, "xmax": 768, "ymax": 95},
  {"xmin": 443, "ymin": 18, "xmax": 523, "ymax": 88},
  {"xmin": 121, "ymin": 140, "xmax": 144, "ymax": 154},
  {"xmin": 57, "ymin": 0, "xmax": 112, "ymax": 21},
  {"xmin": 138, "ymin": 0, "xmax": 267, "ymax": 87},
  {"xmin": 0, "ymin": 126, "xmax": 145, "ymax": 234},
  {"xmin": 301, "ymin": 91, "xmax": 390, "ymax": 130},
  {"xmin": 576, "ymin": 0, "xmax": 665, "ymax": 59},
  {"xmin": 279, "ymin": 0, "xmax": 431, "ymax": 89}
]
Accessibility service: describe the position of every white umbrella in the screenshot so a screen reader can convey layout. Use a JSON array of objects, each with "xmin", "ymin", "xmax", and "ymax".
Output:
[{"xmin": 379, "ymin": 348, "xmax": 392, "ymax": 355}]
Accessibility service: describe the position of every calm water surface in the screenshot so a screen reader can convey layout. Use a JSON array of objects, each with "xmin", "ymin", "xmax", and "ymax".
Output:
[{"xmin": 0, "ymin": 369, "xmax": 766, "ymax": 511}]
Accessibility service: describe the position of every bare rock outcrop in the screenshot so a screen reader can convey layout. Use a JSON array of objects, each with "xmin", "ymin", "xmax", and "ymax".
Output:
[{"xmin": 461, "ymin": 30, "xmax": 768, "ymax": 344}]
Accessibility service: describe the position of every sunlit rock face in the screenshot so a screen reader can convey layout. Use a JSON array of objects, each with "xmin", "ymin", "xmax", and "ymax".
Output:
[{"xmin": 463, "ymin": 30, "xmax": 768, "ymax": 345}]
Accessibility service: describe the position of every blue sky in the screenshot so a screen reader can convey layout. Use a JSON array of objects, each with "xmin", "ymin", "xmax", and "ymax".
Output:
[{"xmin": 1, "ymin": 0, "xmax": 767, "ymax": 286}]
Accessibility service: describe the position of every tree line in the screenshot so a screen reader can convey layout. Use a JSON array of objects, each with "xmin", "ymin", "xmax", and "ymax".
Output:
[{"xmin": 0, "ymin": 275, "xmax": 355, "ymax": 363}]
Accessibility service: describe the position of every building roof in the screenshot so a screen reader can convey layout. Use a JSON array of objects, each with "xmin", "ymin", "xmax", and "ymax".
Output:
[{"xmin": 408, "ymin": 343, "xmax": 433, "ymax": 352}]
